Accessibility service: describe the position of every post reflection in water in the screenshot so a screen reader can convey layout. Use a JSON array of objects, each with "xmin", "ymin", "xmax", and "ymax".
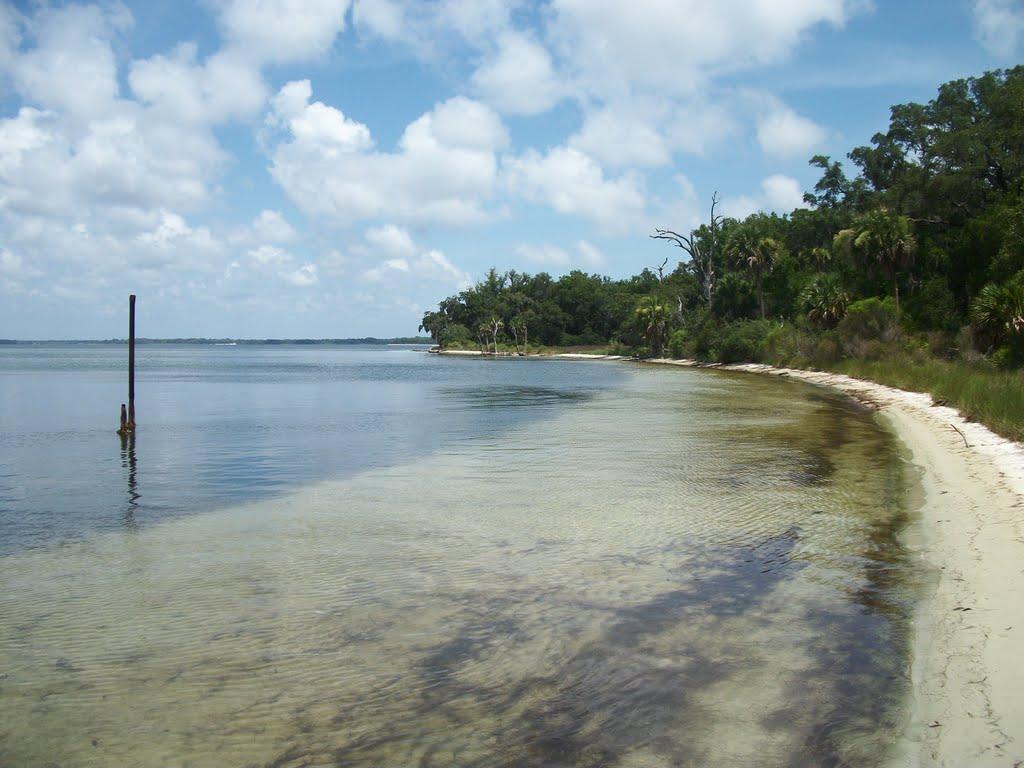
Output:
[{"xmin": 119, "ymin": 430, "xmax": 139, "ymax": 528}]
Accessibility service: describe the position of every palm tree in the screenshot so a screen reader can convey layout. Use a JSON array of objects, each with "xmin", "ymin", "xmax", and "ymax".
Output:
[
  {"xmin": 834, "ymin": 208, "xmax": 916, "ymax": 317},
  {"xmin": 970, "ymin": 278, "xmax": 1024, "ymax": 347},
  {"xmin": 635, "ymin": 297, "xmax": 671, "ymax": 357},
  {"xmin": 801, "ymin": 274, "xmax": 851, "ymax": 328},
  {"xmin": 726, "ymin": 230, "xmax": 785, "ymax": 319}
]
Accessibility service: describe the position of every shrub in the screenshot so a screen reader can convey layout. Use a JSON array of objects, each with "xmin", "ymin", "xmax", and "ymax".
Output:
[
  {"xmin": 668, "ymin": 329, "xmax": 689, "ymax": 359},
  {"xmin": 838, "ymin": 297, "xmax": 899, "ymax": 355},
  {"xmin": 711, "ymin": 320, "xmax": 773, "ymax": 364}
]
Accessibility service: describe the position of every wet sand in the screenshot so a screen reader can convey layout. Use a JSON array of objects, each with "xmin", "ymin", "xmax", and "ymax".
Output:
[{"xmin": 646, "ymin": 359, "xmax": 1024, "ymax": 767}]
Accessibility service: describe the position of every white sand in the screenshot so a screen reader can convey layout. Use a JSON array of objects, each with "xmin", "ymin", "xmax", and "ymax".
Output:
[{"xmin": 645, "ymin": 359, "xmax": 1024, "ymax": 767}]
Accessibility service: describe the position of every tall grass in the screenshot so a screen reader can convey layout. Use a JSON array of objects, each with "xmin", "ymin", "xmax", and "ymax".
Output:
[{"xmin": 827, "ymin": 355, "xmax": 1024, "ymax": 443}]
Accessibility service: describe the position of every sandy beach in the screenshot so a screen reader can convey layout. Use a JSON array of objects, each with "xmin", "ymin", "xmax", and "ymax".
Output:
[{"xmin": 644, "ymin": 359, "xmax": 1024, "ymax": 767}]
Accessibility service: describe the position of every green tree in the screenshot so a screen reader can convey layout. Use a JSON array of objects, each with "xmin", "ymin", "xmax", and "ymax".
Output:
[
  {"xmin": 634, "ymin": 297, "xmax": 672, "ymax": 357},
  {"xmin": 726, "ymin": 227, "xmax": 786, "ymax": 319},
  {"xmin": 834, "ymin": 208, "xmax": 917, "ymax": 317},
  {"xmin": 970, "ymin": 275, "xmax": 1024, "ymax": 350},
  {"xmin": 801, "ymin": 274, "xmax": 851, "ymax": 328}
]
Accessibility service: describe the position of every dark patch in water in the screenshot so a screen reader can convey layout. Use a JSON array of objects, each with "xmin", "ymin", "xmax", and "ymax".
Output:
[{"xmin": 322, "ymin": 528, "xmax": 806, "ymax": 768}]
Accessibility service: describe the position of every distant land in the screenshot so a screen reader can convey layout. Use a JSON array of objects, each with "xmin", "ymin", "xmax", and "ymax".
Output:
[{"xmin": 0, "ymin": 337, "xmax": 433, "ymax": 345}]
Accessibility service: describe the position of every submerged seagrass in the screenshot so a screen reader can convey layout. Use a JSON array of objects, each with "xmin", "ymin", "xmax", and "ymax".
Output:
[{"xmin": 0, "ymin": 345, "xmax": 913, "ymax": 766}]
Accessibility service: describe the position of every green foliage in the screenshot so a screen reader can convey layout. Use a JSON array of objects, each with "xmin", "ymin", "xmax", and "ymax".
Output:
[
  {"xmin": 423, "ymin": 65, "xmax": 1024, "ymax": 393},
  {"xmin": 711, "ymin": 320, "xmax": 774, "ymax": 363},
  {"xmin": 839, "ymin": 297, "xmax": 898, "ymax": 339},
  {"xmin": 667, "ymin": 329, "xmax": 689, "ymax": 359},
  {"xmin": 801, "ymin": 274, "xmax": 850, "ymax": 328}
]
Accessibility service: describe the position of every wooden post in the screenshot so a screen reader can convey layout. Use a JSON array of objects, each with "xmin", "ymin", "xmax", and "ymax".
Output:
[
  {"xmin": 128, "ymin": 294, "xmax": 136, "ymax": 427},
  {"xmin": 117, "ymin": 295, "xmax": 137, "ymax": 435}
]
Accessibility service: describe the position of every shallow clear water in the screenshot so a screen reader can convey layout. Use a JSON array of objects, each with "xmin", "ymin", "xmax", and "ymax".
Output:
[{"xmin": 0, "ymin": 345, "xmax": 912, "ymax": 766}]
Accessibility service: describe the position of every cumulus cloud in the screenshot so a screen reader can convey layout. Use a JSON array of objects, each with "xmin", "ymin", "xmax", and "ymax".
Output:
[
  {"xmin": 471, "ymin": 31, "xmax": 563, "ymax": 115},
  {"xmin": 10, "ymin": 4, "xmax": 121, "ymax": 120},
  {"xmin": 503, "ymin": 146, "xmax": 647, "ymax": 234},
  {"xmin": 756, "ymin": 103, "xmax": 827, "ymax": 159},
  {"xmin": 281, "ymin": 263, "xmax": 319, "ymax": 287},
  {"xmin": 250, "ymin": 210, "xmax": 297, "ymax": 242},
  {"xmin": 549, "ymin": 0, "xmax": 857, "ymax": 96},
  {"xmin": 570, "ymin": 108, "xmax": 670, "ymax": 168},
  {"xmin": 360, "ymin": 229, "xmax": 471, "ymax": 289},
  {"xmin": 353, "ymin": 0, "xmax": 512, "ymax": 51},
  {"xmin": 723, "ymin": 174, "xmax": 809, "ymax": 218},
  {"xmin": 129, "ymin": 44, "xmax": 267, "ymax": 124},
  {"xmin": 971, "ymin": 0, "xmax": 1024, "ymax": 57},
  {"xmin": 268, "ymin": 84, "xmax": 507, "ymax": 226},
  {"xmin": 215, "ymin": 0, "xmax": 351, "ymax": 63},
  {"xmin": 365, "ymin": 224, "xmax": 417, "ymax": 257},
  {"xmin": 760, "ymin": 174, "xmax": 806, "ymax": 212},
  {"xmin": 249, "ymin": 244, "xmax": 291, "ymax": 265}
]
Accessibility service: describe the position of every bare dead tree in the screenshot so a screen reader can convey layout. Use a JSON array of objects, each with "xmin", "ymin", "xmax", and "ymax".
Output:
[
  {"xmin": 488, "ymin": 317, "xmax": 504, "ymax": 354},
  {"xmin": 651, "ymin": 192, "xmax": 724, "ymax": 309},
  {"xmin": 654, "ymin": 257, "xmax": 668, "ymax": 282}
]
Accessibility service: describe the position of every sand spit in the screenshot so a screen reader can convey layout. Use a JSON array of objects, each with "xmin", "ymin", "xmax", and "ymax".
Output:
[{"xmin": 643, "ymin": 358, "xmax": 1024, "ymax": 767}]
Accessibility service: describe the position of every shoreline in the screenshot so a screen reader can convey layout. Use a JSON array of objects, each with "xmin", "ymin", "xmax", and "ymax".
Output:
[
  {"xmin": 649, "ymin": 359, "xmax": 1024, "ymax": 766},
  {"xmin": 434, "ymin": 348, "xmax": 1024, "ymax": 764}
]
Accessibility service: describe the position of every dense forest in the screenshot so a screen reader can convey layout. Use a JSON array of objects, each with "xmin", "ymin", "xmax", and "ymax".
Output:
[{"xmin": 420, "ymin": 67, "xmax": 1024, "ymax": 377}]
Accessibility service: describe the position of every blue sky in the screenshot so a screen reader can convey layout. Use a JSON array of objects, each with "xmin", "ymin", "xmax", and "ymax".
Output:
[{"xmin": 0, "ymin": 0, "xmax": 1021, "ymax": 338}]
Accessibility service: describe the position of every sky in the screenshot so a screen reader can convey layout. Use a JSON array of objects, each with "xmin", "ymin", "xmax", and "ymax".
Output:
[{"xmin": 0, "ymin": 0, "xmax": 1022, "ymax": 339}]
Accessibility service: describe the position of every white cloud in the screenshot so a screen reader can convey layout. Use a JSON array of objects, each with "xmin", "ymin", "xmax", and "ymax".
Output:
[
  {"xmin": 281, "ymin": 263, "xmax": 319, "ymax": 287},
  {"xmin": 756, "ymin": 103, "xmax": 827, "ymax": 159},
  {"xmin": 251, "ymin": 210, "xmax": 297, "ymax": 242},
  {"xmin": 359, "ymin": 228, "xmax": 470, "ymax": 289},
  {"xmin": 515, "ymin": 240, "xmax": 606, "ymax": 272},
  {"xmin": 471, "ymin": 31, "xmax": 563, "ymax": 115},
  {"xmin": 721, "ymin": 195, "xmax": 761, "ymax": 220},
  {"xmin": 137, "ymin": 211, "xmax": 220, "ymax": 252},
  {"xmin": 10, "ymin": 4, "xmax": 121, "ymax": 120},
  {"xmin": 365, "ymin": 224, "xmax": 416, "ymax": 257},
  {"xmin": 215, "ymin": 0, "xmax": 351, "ymax": 63},
  {"xmin": 549, "ymin": 0, "xmax": 858, "ymax": 97},
  {"xmin": 129, "ymin": 44, "xmax": 267, "ymax": 124},
  {"xmin": 723, "ymin": 174, "xmax": 809, "ymax": 218},
  {"xmin": 352, "ymin": 0, "xmax": 512, "ymax": 51},
  {"xmin": 352, "ymin": 0, "xmax": 408, "ymax": 41},
  {"xmin": 249, "ymin": 244, "xmax": 291, "ymax": 265},
  {"xmin": 415, "ymin": 249, "xmax": 472, "ymax": 288},
  {"xmin": 503, "ymin": 146, "xmax": 647, "ymax": 234},
  {"xmin": 971, "ymin": 0, "xmax": 1024, "ymax": 57},
  {"xmin": 570, "ymin": 108, "xmax": 670, "ymax": 168},
  {"xmin": 361, "ymin": 257, "xmax": 410, "ymax": 282},
  {"xmin": 760, "ymin": 174, "xmax": 806, "ymax": 213},
  {"xmin": 269, "ymin": 79, "xmax": 373, "ymax": 153},
  {"xmin": 268, "ymin": 85, "xmax": 507, "ymax": 226},
  {"xmin": 575, "ymin": 240, "xmax": 606, "ymax": 269}
]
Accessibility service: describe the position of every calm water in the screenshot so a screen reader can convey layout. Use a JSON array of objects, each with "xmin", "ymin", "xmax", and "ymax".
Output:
[{"xmin": 0, "ymin": 344, "xmax": 914, "ymax": 766}]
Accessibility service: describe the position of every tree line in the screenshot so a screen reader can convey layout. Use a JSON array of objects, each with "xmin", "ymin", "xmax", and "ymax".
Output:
[{"xmin": 421, "ymin": 66, "xmax": 1024, "ymax": 368}]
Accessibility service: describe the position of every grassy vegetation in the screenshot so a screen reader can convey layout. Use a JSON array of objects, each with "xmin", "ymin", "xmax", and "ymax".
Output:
[{"xmin": 826, "ymin": 354, "xmax": 1024, "ymax": 443}]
